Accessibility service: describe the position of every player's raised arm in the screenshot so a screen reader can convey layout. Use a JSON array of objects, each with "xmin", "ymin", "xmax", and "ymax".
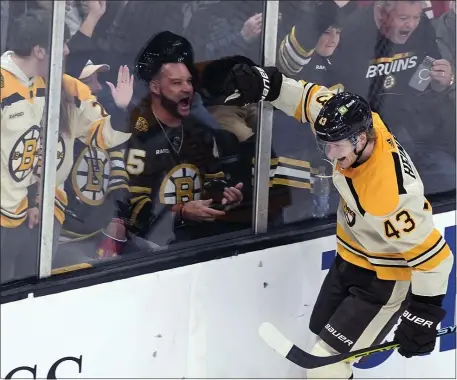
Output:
[{"xmin": 222, "ymin": 64, "xmax": 338, "ymax": 127}]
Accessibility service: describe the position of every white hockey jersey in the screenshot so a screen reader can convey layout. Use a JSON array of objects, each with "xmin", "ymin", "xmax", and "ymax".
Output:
[
  {"xmin": 271, "ymin": 76, "xmax": 452, "ymax": 296},
  {"xmin": 0, "ymin": 51, "xmax": 131, "ymax": 227}
]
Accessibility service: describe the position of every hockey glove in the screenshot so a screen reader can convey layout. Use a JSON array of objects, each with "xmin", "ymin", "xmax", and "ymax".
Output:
[
  {"xmin": 223, "ymin": 64, "xmax": 283, "ymax": 106},
  {"xmin": 394, "ymin": 299, "xmax": 446, "ymax": 358}
]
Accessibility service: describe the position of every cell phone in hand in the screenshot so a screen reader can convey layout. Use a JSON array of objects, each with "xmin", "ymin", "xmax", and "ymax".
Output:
[
  {"xmin": 210, "ymin": 203, "xmax": 226, "ymax": 211},
  {"xmin": 408, "ymin": 56, "xmax": 435, "ymax": 92}
]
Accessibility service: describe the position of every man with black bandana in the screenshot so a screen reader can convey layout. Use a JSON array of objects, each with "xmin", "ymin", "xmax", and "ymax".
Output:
[{"xmin": 120, "ymin": 31, "xmax": 244, "ymax": 246}]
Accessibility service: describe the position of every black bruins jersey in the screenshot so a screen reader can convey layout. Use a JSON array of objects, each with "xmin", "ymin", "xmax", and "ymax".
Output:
[
  {"xmin": 123, "ymin": 103, "xmax": 228, "ymax": 236},
  {"xmin": 279, "ymin": 4, "xmax": 442, "ymax": 112},
  {"xmin": 329, "ymin": 5, "xmax": 441, "ymax": 108},
  {"xmin": 60, "ymin": 139, "xmax": 130, "ymax": 241}
]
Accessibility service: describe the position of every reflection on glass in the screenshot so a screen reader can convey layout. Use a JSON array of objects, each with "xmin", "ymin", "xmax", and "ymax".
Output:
[
  {"xmin": 270, "ymin": 0, "xmax": 456, "ymax": 227},
  {"xmin": 1, "ymin": 8, "xmax": 54, "ymax": 283},
  {"xmin": 51, "ymin": 0, "xmax": 265, "ymax": 271}
]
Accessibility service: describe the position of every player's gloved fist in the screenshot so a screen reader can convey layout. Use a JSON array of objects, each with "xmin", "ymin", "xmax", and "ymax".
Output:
[
  {"xmin": 394, "ymin": 300, "xmax": 446, "ymax": 358},
  {"xmin": 223, "ymin": 64, "xmax": 283, "ymax": 106}
]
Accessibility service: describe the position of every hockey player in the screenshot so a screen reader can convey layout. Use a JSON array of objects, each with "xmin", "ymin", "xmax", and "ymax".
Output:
[
  {"xmin": 0, "ymin": 10, "xmax": 131, "ymax": 283},
  {"xmin": 221, "ymin": 63, "xmax": 453, "ymax": 378}
]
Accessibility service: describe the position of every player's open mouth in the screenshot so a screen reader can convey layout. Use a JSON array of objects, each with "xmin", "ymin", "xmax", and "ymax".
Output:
[
  {"xmin": 338, "ymin": 157, "xmax": 346, "ymax": 162},
  {"xmin": 399, "ymin": 30, "xmax": 411, "ymax": 37}
]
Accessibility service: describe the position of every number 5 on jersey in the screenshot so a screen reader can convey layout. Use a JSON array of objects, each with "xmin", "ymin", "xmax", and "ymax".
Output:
[
  {"xmin": 384, "ymin": 210, "xmax": 416, "ymax": 239},
  {"xmin": 126, "ymin": 149, "xmax": 146, "ymax": 175}
]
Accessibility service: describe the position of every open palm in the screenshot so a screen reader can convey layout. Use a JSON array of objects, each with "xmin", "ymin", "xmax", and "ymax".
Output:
[{"xmin": 107, "ymin": 65, "xmax": 134, "ymax": 110}]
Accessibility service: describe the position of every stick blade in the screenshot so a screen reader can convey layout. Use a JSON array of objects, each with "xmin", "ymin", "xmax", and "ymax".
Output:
[{"xmin": 259, "ymin": 322, "xmax": 294, "ymax": 357}]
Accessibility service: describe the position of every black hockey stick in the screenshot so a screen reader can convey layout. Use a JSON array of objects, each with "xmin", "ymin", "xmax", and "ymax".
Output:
[{"xmin": 259, "ymin": 322, "xmax": 456, "ymax": 369}]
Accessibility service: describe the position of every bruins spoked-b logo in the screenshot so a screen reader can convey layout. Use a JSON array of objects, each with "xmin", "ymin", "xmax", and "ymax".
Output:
[
  {"xmin": 383, "ymin": 74, "xmax": 396, "ymax": 90},
  {"xmin": 71, "ymin": 147, "xmax": 110, "ymax": 205},
  {"xmin": 159, "ymin": 164, "xmax": 201, "ymax": 204},
  {"xmin": 343, "ymin": 201, "xmax": 356, "ymax": 227},
  {"xmin": 9, "ymin": 125, "xmax": 41, "ymax": 182}
]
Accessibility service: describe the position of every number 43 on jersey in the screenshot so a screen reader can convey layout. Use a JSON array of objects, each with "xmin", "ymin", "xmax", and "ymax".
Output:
[{"xmin": 384, "ymin": 210, "xmax": 416, "ymax": 239}]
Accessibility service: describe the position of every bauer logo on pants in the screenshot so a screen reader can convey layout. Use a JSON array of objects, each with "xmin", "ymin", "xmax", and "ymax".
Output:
[{"xmin": 324, "ymin": 324, "xmax": 354, "ymax": 346}]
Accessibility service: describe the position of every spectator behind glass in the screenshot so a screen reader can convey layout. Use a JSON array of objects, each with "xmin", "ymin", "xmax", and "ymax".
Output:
[
  {"xmin": 54, "ymin": 60, "xmax": 141, "ymax": 267},
  {"xmin": 88, "ymin": 1, "xmax": 221, "ymax": 131},
  {"xmin": 78, "ymin": 59, "xmax": 109, "ymax": 93},
  {"xmin": 329, "ymin": 0, "xmax": 455, "ymax": 194},
  {"xmin": 1, "ymin": 8, "xmax": 61, "ymax": 283},
  {"xmin": 63, "ymin": 0, "xmax": 108, "ymax": 78},
  {"xmin": 1, "ymin": 9, "xmax": 132, "ymax": 282},
  {"xmin": 292, "ymin": 25, "xmax": 342, "ymax": 87},
  {"xmin": 5, "ymin": 0, "xmax": 109, "ymax": 79},
  {"xmin": 186, "ymin": 1, "xmax": 263, "ymax": 62},
  {"xmin": 119, "ymin": 31, "xmax": 245, "ymax": 247},
  {"xmin": 328, "ymin": 1, "xmax": 454, "ymax": 118},
  {"xmin": 277, "ymin": 0, "xmax": 355, "ymax": 83}
]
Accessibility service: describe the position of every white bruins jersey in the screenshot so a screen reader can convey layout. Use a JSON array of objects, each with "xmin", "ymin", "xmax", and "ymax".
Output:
[
  {"xmin": 271, "ymin": 75, "xmax": 452, "ymax": 296},
  {"xmin": 0, "ymin": 51, "xmax": 131, "ymax": 227},
  {"xmin": 1, "ymin": 55, "xmax": 46, "ymax": 227}
]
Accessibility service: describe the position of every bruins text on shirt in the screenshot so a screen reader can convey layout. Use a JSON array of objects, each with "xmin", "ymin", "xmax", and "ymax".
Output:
[
  {"xmin": 269, "ymin": 75, "xmax": 452, "ymax": 298},
  {"xmin": 122, "ymin": 102, "xmax": 230, "ymax": 237},
  {"xmin": 278, "ymin": 3, "xmax": 443, "ymax": 123},
  {"xmin": 0, "ymin": 51, "xmax": 131, "ymax": 228}
]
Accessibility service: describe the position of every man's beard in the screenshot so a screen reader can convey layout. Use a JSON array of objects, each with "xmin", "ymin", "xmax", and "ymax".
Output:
[{"xmin": 159, "ymin": 92, "xmax": 184, "ymax": 119}]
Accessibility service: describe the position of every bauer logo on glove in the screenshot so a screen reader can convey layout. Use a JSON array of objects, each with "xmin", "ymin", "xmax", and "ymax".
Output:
[
  {"xmin": 256, "ymin": 66, "xmax": 271, "ymax": 101},
  {"xmin": 402, "ymin": 310, "xmax": 434, "ymax": 328},
  {"xmin": 394, "ymin": 299, "xmax": 446, "ymax": 358}
]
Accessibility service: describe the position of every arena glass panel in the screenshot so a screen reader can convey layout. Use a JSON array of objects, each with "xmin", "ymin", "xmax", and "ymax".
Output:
[
  {"xmin": 0, "ymin": 0, "xmax": 60, "ymax": 284},
  {"xmin": 45, "ymin": 0, "xmax": 267, "ymax": 275},
  {"xmin": 267, "ymin": 0, "xmax": 456, "ymax": 228}
]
